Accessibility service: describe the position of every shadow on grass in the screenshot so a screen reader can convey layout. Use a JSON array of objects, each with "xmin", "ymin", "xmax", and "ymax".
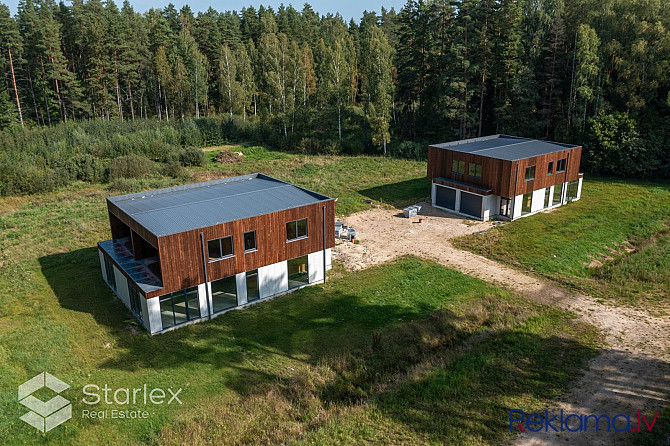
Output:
[{"xmin": 358, "ymin": 177, "xmax": 431, "ymax": 207}]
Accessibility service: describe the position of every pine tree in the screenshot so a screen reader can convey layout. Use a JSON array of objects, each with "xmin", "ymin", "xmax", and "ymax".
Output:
[{"xmin": 0, "ymin": 3, "xmax": 24, "ymax": 126}]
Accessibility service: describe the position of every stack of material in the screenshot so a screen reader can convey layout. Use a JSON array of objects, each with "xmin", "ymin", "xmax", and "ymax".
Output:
[{"xmin": 403, "ymin": 204, "xmax": 422, "ymax": 218}]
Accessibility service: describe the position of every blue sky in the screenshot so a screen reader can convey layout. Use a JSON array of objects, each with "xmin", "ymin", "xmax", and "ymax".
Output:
[{"xmin": 5, "ymin": 0, "xmax": 406, "ymax": 22}]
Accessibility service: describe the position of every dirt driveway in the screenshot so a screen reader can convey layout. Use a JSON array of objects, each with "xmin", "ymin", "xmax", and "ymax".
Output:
[{"xmin": 334, "ymin": 202, "xmax": 670, "ymax": 445}]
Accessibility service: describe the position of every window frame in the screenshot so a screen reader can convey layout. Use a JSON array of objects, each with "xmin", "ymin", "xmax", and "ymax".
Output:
[
  {"xmin": 524, "ymin": 165, "xmax": 536, "ymax": 182},
  {"xmin": 103, "ymin": 255, "xmax": 117, "ymax": 291},
  {"xmin": 211, "ymin": 275, "xmax": 238, "ymax": 314},
  {"xmin": 451, "ymin": 159, "xmax": 465, "ymax": 175},
  {"xmin": 243, "ymin": 230, "xmax": 257, "ymax": 253},
  {"xmin": 208, "ymin": 235, "xmax": 234, "ymax": 262},
  {"xmin": 159, "ymin": 287, "xmax": 200, "ymax": 329},
  {"xmin": 286, "ymin": 218, "xmax": 308, "ymax": 242},
  {"xmin": 556, "ymin": 158, "xmax": 566, "ymax": 173},
  {"xmin": 566, "ymin": 180, "xmax": 579, "ymax": 200},
  {"xmin": 127, "ymin": 283, "xmax": 144, "ymax": 322},
  {"xmin": 468, "ymin": 162, "xmax": 482, "ymax": 178},
  {"xmin": 521, "ymin": 192, "xmax": 533, "ymax": 215},
  {"xmin": 547, "ymin": 161, "xmax": 554, "ymax": 175}
]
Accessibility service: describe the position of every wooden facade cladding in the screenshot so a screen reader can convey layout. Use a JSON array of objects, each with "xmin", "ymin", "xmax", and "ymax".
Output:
[
  {"xmin": 427, "ymin": 145, "xmax": 582, "ymax": 198},
  {"xmin": 149, "ymin": 200, "xmax": 335, "ymax": 299}
]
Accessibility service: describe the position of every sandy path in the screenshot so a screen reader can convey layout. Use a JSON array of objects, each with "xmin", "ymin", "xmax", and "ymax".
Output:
[{"xmin": 334, "ymin": 203, "xmax": 670, "ymax": 445}]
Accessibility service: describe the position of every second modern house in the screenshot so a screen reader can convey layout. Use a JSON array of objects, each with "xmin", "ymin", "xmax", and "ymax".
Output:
[
  {"xmin": 427, "ymin": 134, "xmax": 583, "ymax": 220},
  {"xmin": 98, "ymin": 173, "xmax": 335, "ymax": 334}
]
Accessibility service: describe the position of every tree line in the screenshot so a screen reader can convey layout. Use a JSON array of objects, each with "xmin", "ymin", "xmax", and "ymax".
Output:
[{"xmin": 0, "ymin": 0, "xmax": 669, "ymax": 178}]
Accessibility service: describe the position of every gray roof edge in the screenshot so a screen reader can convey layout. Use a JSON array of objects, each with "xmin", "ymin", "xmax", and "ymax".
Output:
[
  {"xmin": 429, "ymin": 134, "xmax": 580, "ymax": 160},
  {"xmin": 108, "ymin": 173, "xmax": 263, "ymax": 204}
]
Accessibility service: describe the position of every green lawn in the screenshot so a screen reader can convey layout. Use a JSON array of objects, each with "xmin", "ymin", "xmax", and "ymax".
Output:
[
  {"xmin": 453, "ymin": 177, "xmax": 670, "ymax": 309},
  {"xmin": 0, "ymin": 254, "xmax": 598, "ymax": 445}
]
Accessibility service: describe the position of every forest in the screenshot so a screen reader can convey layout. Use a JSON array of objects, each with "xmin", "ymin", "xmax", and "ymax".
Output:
[{"xmin": 0, "ymin": 0, "xmax": 669, "ymax": 195}]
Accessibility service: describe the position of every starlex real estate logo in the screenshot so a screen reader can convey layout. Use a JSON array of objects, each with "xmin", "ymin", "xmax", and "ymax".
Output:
[{"xmin": 18, "ymin": 372, "xmax": 72, "ymax": 433}]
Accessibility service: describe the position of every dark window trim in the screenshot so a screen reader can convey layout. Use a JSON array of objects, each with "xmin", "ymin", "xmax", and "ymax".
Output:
[
  {"xmin": 243, "ymin": 230, "xmax": 257, "ymax": 253},
  {"xmin": 468, "ymin": 162, "xmax": 482, "ymax": 178},
  {"xmin": 127, "ymin": 282, "xmax": 144, "ymax": 322},
  {"xmin": 556, "ymin": 158, "xmax": 567, "ymax": 173},
  {"xmin": 451, "ymin": 159, "xmax": 465, "ymax": 175},
  {"xmin": 286, "ymin": 218, "xmax": 308, "ymax": 242},
  {"xmin": 547, "ymin": 161, "xmax": 554, "ymax": 176},
  {"xmin": 103, "ymin": 255, "xmax": 117, "ymax": 291},
  {"xmin": 207, "ymin": 235, "xmax": 235, "ymax": 263},
  {"xmin": 159, "ymin": 287, "xmax": 200, "ymax": 328},
  {"xmin": 524, "ymin": 165, "xmax": 536, "ymax": 182}
]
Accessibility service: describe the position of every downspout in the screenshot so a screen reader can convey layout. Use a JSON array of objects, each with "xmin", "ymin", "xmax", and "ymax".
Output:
[
  {"xmin": 199, "ymin": 233, "xmax": 212, "ymax": 320},
  {"xmin": 322, "ymin": 205, "xmax": 327, "ymax": 284}
]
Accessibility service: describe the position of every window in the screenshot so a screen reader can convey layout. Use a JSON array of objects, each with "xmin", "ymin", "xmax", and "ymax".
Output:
[
  {"xmin": 246, "ymin": 270, "xmax": 259, "ymax": 302},
  {"xmin": 127, "ymin": 283, "xmax": 143, "ymax": 321},
  {"xmin": 521, "ymin": 192, "xmax": 533, "ymax": 215},
  {"xmin": 468, "ymin": 162, "xmax": 482, "ymax": 178},
  {"xmin": 566, "ymin": 180, "xmax": 579, "ymax": 200},
  {"xmin": 451, "ymin": 159, "xmax": 465, "ymax": 174},
  {"xmin": 211, "ymin": 276, "xmax": 237, "ymax": 313},
  {"xmin": 499, "ymin": 197, "xmax": 511, "ymax": 217},
  {"xmin": 544, "ymin": 188, "xmax": 551, "ymax": 208},
  {"xmin": 243, "ymin": 230, "xmax": 257, "ymax": 252},
  {"xmin": 553, "ymin": 183, "xmax": 563, "ymax": 205},
  {"xmin": 208, "ymin": 235, "xmax": 234, "ymax": 261},
  {"xmin": 288, "ymin": 255, "xmax": 309, "ymax": 288},
  {"xmin": 286, "ymin": 218, "xmax": 308, "ymax": 241},
  {"xmin": 159, "ymin": 287, "xmax": 200, "ymax": 329},
  {"xmin": 556, "ymin": 158, "xmax": 566, "ymax": 172},
  {"xmin": 524, "ymin": 165, "xmax": 536, "ymax": 181},
  {"xmin": 547, "ymin": 161, "xmax": 554, "ymax": 175},
  {"xmin": 104, "ymin": 255, "xmax": 117, "ymax": 290}
]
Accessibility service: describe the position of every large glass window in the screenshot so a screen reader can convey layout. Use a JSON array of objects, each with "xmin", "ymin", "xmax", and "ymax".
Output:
[
  {"xmin": 521, "ymin": 192, "xmax": 533, "ymax": 215},
  {"xmin": 211, "ymin": 276, "xmax": 237, "ymax": 313},
  {"xmin": 247, "ymin": 270, "xmax": 259, "ymax": 302},
  {"xmin": 544, "ymin": 188, "xmax": 551, "ymax": 208},
  {"xmin": 208, "ymin": 235, "xmax": 234, "ymax": 261},
  {"xmin": 104, "ymin": 255, "xmax": 116, "ymax": 290},
  {"xmin": 553, "ymin": 183, "xmax": 563, "ymax": 205},
  {"xmin": 127, "ymin": 283, "xmax": 143, "ymax": 321},
  {"xmin": 499, "ymin": 197, "xmax": 511, "ymax": 217},
  {"xmin": 288, "ymin": 255, "xmax": 309, "ymax": 289},
  {"xmin": 451, "ymin": 159, "xmax": 465, "ymax": 174},
  {"xmin": 160, "ymin": 287, "xmax": 200, "ymax": 329},
  {"xmin": 243, "ymin": 230, "xmax": 257, "ymax": 252},
  {"xmin": 286, "ymin": 219, "xmax": 308, "ymax": 241},
  {"xmin": 556, "ymin": 158, "xmax": 566, "ymax": 172},
  {"xmin": 468, "ymin": 162, "xmax": 482, "ymax": 178},
  {"xmin": 547, "ymin": 161, "xmax": 554, "ymax": 175},
  {"xmin": 525, "ymin": 166, "xmax": 536, "ymax": 181},
  {"xmin": 566, "ymin": 180, "xmax": 579, "ymax": 200}
]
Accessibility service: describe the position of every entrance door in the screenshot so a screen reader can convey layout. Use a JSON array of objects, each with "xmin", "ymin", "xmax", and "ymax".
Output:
[{"xmin": 246, "ymin": 269, "xmax": 259, "ymax": 302}]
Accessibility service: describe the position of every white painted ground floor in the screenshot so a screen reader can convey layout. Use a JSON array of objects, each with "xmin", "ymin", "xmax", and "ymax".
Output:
[
  {"xmin": 431, "ymin": 177, "xmax": 583, "ymax": 221},
  {"xmin": 99, "ymin": 249, "xmax": 332, "ymax": 334}
]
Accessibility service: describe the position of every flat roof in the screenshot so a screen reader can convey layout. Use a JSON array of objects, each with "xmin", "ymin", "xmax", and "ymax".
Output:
[
  {"xmin": 430, "ymin": 134, "xmax": 578, "ymax": 161},
  {"xmin": 108, "ymin": 173, "xmax": 332, "ymax": 237}
]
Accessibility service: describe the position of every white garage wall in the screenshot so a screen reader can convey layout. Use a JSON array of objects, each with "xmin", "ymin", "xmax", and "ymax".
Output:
[{"xmin": 259, "ymin": 260, "xmax": 288, "ymax": 298}]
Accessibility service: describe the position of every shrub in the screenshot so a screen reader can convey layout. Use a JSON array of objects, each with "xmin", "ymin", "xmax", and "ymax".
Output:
[
  {"xmin": 389, "ymin": 141, "xmax": 427, "ymax": 160},
  {"xmin": 61, "ymin": 153, "xmax": 108, "ymax": 183},
  {"xmin": 109, "ymin": 155, "xmax": 155, "ymax": 180},
  {"xmin": 162, "ymin": 161, "xmax": 190, "ymax": 179},
  {"xmin": 178, "ymin": 147, "xmax": 206, "ymax": 167}
]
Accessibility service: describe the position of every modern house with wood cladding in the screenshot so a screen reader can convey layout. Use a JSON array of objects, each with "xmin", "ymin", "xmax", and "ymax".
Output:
[
  {"xmin": 427, "ymin": 135, "xmax": 583, "ymax": 221},
  {"xmin": 98, "ymin": 173, "xmax": 334, "ymax": 334}
]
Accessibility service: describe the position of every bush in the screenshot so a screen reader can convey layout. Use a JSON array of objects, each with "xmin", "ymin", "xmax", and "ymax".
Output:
[
  {"xmin": 109, "ymin": 155, "xmax": 155, "ymax": 180},
  {"xmin": 162, "ymin": 161, "xmax": 190, "ymax": 179},
  {"xmin": 178, "ymin": 147, "xmax": 206, "ymax": 167},
  {"xmin": 61, "ymin": 153, "xmax": 108, "ymax": 183},
  {"xmin": 389, "ymin": 140, "xmax": 427, "ymax": 160}
]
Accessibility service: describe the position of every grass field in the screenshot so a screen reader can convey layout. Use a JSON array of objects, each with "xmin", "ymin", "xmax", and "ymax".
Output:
[
  {"xmin": 0, "ymin": 147, "xmax": 600, "ymax": 444},
  {"xmin": 453, "ymin": 178, "xmax": 670, "ymax": 310}
]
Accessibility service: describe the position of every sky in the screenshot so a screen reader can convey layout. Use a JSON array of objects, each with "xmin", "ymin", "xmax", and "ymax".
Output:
[{"xmin": 5, "ymin": 0, "xmax": 407, "ymax": 23}]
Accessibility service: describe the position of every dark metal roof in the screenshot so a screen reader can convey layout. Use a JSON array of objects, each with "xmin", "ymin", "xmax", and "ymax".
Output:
[
  {"xmin": 430, "ymin": 134, "xmax": 578, "ymax": 161},
  {"xmin": 108, "ymin": 173, "xmax": 332, "ymax": 237}
]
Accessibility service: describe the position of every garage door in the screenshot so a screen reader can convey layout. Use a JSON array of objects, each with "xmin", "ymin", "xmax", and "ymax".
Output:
[
  {"xmin": 460, "ymin": 191, "xmax": 482, "ymax": 218},
  {"xmin": 435, "ymin": 185, "xmax": 456, "ymax": 210}
]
